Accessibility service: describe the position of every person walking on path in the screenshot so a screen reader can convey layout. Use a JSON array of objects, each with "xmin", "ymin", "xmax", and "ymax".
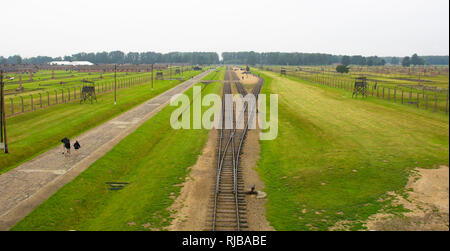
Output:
[
  {"xmin": 73, "ymin": 141, "xmax": 81, "ymax": 156},
  {"xmin": 61, "ymin": 137, "xmax": 71, "ymax": 156}
]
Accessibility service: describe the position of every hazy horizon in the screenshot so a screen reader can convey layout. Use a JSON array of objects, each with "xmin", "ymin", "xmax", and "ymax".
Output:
[{"xmin": 2, "ymin": 0, "xmax": 449, "ymax": 58}]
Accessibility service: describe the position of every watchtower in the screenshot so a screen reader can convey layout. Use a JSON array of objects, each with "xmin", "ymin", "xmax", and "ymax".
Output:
[
  {"xmin": 352, "ymin": 77, "xmax": 368, "ymax": 98},
  {"xmin": 80, "ymin": 80, "xmax": 97, "ymax": 104}
]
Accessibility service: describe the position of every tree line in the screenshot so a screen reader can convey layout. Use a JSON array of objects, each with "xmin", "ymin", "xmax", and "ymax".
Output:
[
  {"xmin": 222, "ymin": 52, "xmax": 342, "ymax": 66},
  {"xmin": 1, "ymin": 51, "xmax": 448, "ymax": 66},
  {"xmin": 223, "ymin": 52, "xmax": 448, "ymax": 66},
  {"xmin": 0, "ymin": 51, "xmax": 220, "ymax": 65}
]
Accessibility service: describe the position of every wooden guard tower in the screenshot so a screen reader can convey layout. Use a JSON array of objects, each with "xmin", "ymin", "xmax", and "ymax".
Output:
[
  {"xmin": 352, "ymin": 77, "xmax": 368, "ymax": 98},
  {"xmin": 80, "ymin": 80, "xmax": 97, "ymax": 104}
]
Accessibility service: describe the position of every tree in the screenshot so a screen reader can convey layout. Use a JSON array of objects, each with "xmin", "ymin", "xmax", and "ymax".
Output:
[
  {"xmin": 247, "ymin": 51, "xmax": 258, "ymax": 66},
  {"xmin": 411, "ymin": 53, "xmax": 425, "ymax": 65},
  {"xmin": 390, "ymin": 57, "xmax": 400, "ymax": 65},
  {"xmin": 341, "ymin": 56, "xmax": 351, "ymax": 66},
  {"xmin": 336, "ymin": 64, "xmax": 350, "ymax": 73},
  {"xmin": 402, "ymin": 56, "xmax": 411, "ymax": 67},
  {"xmin": 6, "ymin": 55, "xmax": 22, "ymax": 64},
  {"xmin": 421, "ymin": 56, "xmax": 448, "ymax": 65},
  {"xmin": 351, "ymin": 55, "xmax": 365, "ymax": 65}
]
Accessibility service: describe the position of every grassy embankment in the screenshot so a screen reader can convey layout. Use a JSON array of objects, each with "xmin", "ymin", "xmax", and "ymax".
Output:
[
  {"xmin": 11, "ymin": 68, "xmax": 224, "ymax": 231},
  {"xmin": 254, "ymin": 70, "xmax": 449, "ymax": 230},
  {"xmin": 0, "ymin": 70, "xmax": 203, "ymax": 174}
]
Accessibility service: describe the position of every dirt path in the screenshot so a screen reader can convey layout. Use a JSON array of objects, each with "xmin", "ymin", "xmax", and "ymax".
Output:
[
  {"xmin": 167, "ymin": 129, "xmax": 218, "ymax": 231},
  {"xmin": 365, "ymin": 166, "xmax": 449, "ymax": 231},
  {"xmin": 241, "ymin": 128, "xmax": 274, "ymax": 231},
  {"xmin": 234, "ymin": 68, "xmax": 260, "ymax": 92},
  {"xmin": 0, "ymin": 69, "xmax": 213, "ymax": 231}
]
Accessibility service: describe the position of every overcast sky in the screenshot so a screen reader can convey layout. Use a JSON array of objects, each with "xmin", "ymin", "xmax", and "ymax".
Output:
[{"xmin": 1, "ymin": 0, "xmax": 449, "ymax": 58}]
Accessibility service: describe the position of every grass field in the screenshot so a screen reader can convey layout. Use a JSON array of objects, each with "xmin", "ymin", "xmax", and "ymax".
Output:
[
  {"xmin": 254, "ymin": 70, "xmax": 449, "ymax": 230},
  {"xmin": 10, "ymin": 68, "xmax": 224, "ymax": 231},
  {"xmin": 268, "ymin": 65, "xmax": 449, "ymax": 88},
  {"xmin": 264, "ymin": 65, "xmax": 449, "ymax": 114},
  {"xmin": 0, "ymin": 70, "xmax": 203, "ymax": 174},
  {"xmin": 3, "ymin": 66, "xmax": 193, "ymax": 93},
  {"xmin": 3, "ymin": 68, "xmax": 203, "ymax": 117}
]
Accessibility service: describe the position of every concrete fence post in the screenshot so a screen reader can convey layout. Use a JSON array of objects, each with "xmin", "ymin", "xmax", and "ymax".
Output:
[
  {"xmin": 394, "ymin": 88, "xmax": 397, "ymax": 102},
  {"xmin": 21, "ymin": 96, "xmax": 24, "ymax": 112},
  {"xmin": 417, "ymin": 93, "xmax": 419, "ymax": 108}
]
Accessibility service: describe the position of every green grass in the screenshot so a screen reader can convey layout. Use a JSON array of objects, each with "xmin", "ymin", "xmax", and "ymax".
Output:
[
  {"xmin": 264, "ymin": 65, "xmax": 449, "ymax": 113},
  {"xmin": 254, "ymin": 70, "xmax": 449, "ymax": 231},
  {"xmin": 0, "ymin": 72, "xmax": 202, "ymax": 174},
  {"xmin": 10, "ymin": 68, "xmax": 224, "ymax": 231},
  {"xmin": 4, "ymin": 69, "xmax": 203, "ymax": 116}
]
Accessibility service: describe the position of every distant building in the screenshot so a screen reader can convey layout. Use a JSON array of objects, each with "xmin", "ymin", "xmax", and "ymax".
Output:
[{"xmin": 49, "ymin": 61, "xmax": 94, "ymax": 66}]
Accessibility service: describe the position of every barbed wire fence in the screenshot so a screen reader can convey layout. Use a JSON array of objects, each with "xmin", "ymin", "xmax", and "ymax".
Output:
[{"xmin": 261, "ymin": 66, "xmax": 449, "ymax": 115}]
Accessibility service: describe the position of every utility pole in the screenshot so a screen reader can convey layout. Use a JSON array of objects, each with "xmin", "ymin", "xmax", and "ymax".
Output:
[
  {"xmin": 114, "ymin": 64, "xmax": 117, "ymax": 105},
  {"xmin": 151, "ymin": 64, "xmax": 154, "ymax": 91},
  {"xmin": 0, "ymin": 70, "xmax": 8, "ymax": 153}
]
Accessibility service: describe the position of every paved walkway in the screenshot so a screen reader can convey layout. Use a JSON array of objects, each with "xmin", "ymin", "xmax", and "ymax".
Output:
[{"xmin": 0, "ymin": 69, "xmax": 213, "ymax": 230}]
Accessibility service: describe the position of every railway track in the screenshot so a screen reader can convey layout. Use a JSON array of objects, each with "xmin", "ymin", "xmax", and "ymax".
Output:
[{"xmin": 209, "ymin": 67, "xmax": 263, "ymax": 231}]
